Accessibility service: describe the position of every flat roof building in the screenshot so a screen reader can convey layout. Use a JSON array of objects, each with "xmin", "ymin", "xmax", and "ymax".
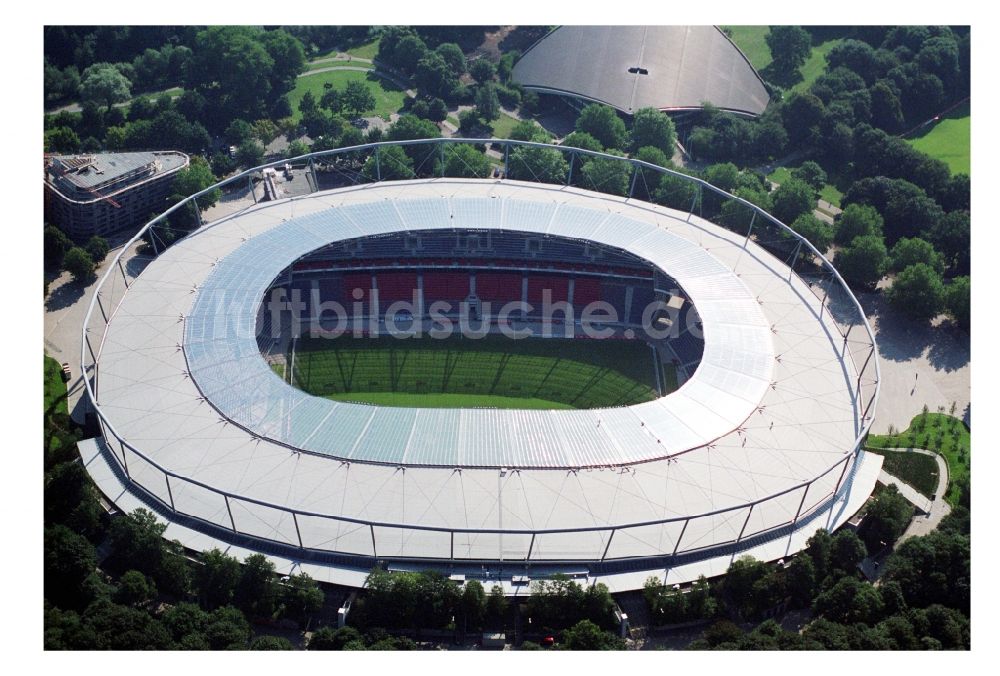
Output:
[
  {"xmin": 512, "ymin": 26, "xmax": 770, "ymax": 117},
  {"xmin": 44, "ymin": 151, "xmax": 188, "ymax": 240}
]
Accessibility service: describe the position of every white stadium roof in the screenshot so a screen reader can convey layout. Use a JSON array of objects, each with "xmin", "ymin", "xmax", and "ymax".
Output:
[{"xmin": 84, "ymin": 176, "xmax": 880, "ymax": 587}]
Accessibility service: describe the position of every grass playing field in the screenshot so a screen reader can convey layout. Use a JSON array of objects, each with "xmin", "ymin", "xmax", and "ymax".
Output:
[{"xmin": 291, "ymin": 334, "xmax": 670, "ymax": 409}]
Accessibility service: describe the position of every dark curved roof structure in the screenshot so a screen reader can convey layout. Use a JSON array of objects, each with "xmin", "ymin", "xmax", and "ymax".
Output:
[{"xmin": 512, "ymin": 26, "xmax": 770, "ymax": 117}]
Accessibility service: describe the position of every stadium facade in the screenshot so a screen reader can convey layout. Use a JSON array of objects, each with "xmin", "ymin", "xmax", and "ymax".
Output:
[
  {"xmin": 78, "ymin": 139, "xmax": 880, "ymax": 592},
  {"xmin": 44, "ymin": 151, "xmax": 189, "ymax": 240},
  {"xmin": 512, "ymin": 26, "xmax": 770, "ymax": 117}
]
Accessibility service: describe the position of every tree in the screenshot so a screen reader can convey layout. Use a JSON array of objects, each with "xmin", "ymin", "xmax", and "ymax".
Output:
[
  {"xmin": 770, "ymin": 177, "xmax": 816, "ymax": 224},
  {"xmin": 205, "ymin": 606, "xmax": 252, "ymax": 650},
  {"xmin": 630, "ymin": 107, "xmax": 676, "ymax": 155},
  {"xmin": 884, "ymin": 530, "xmax": 969, "ymax": 613},
  {"xmin": 115, "ymin": 570, "xmax": 157, "ymax": 607},
  {"xmin": 785, "ymin": 555, "xmax": 816, "ymax": 607},
  {"xmin": 45, "ymin": 126, "xmax": 81, "ymax": 153},
  {"xmin": 234, "ymin": 554, "xmax": 279, "ymax": 618},
  {"xmin": 470, "ymin": 58, "xmax": 496, "ymax": 84},
  {"xmin": 860, "ymin": 484, "xmax": 913, "ymax": 551},
  {"xmin": 791, "ymin": 214, "xmax": 833, "ymax": 254},
  {"xmin": 560, "ymin": 620, "xmax": 625, "ymax": 650},
  {"xmin": 887, "ymin": 263, "xmax": 945, "ymax": 322},
  {"xmin": 945, "ymin": 276, "xmax": 970, "ymax": 330},
  {"xmin": 308, "ymin": 625, "xmax": 363, "ymax": 650},
  {"xmin": 834, "ymin": 233, "xmax": 889, "ymax": 290},
  {"xmin": 485, "ymin": 584, "xmax": 508, "ymax": 628},
  {"xmin": 172, "ymin": 156, "xmax": 221, "ymax": 211},
  {"xmin": 250, "ymin": 635, "xmax": 294, "ymax": 650},
  {"xmin": 508, "ymin": 145, "xmax": 568, "ymax": 184},
  {"xmin": 187, "ymin": 27, "xmax": 279, "ymax": 128},
  {"xmin": 340, "ymin": 80, "xmax": 377, "ymax": 119},
  {"xmin": 813, "ymin": 576, "xmax": 885, "ymax": 625},
  {"xmin": 443, "ymin": 144, "xmax": 492, "ymax": 178},
  {"xmin": 579, "ymin": 153, "xmax": 631, "ymax": 196},
  {"xmin": 225, "ymin": 118, "xmax": 256, "ymax": 146},
  {"xmin": 435, "ymin": 42, "xmax": 467, "ymax": 74},
  {"xmin": 766, "ymin": 26, "xmax": 811, "ymax": 75},
  {"xmin": 829, "ymin": 529, "xmax": 867, "ymax": 575},
  {"xmin": 475, "ymin": 82, "xmax": 501, "ymax": 123},
  {"xmin": 791, "ymin": 161, "xmax": 828, "ymax": 191},
  {"xmin": 84, "ymin": 235, "xmax": 109, "ymax": 263},
  {"xmin": 890, "ymin": 237, "xmax": 945, "ymax": 274},
  {"xmin": 235, "ymin": 139, "xmax": 265, "ymax": 168},
  {"xmin": 80, "ymin": 63, "xmax": 131, "ymax": 112},
  {"xmin": 44, "ymin": 460, "xmax": 102, "ymax": 538},
  {"xmin": 362, "ymin": 144, "xmax": 414, "ymax": 181},
  {"xmin": 925, "ymin": 210, "xmax": 969, "ymax": 275},
  {"xmin": 415, "ymin": 51, "xmax": 459, "ymax": 100},
  {"xmin": 576, "ymin": 104, "xmax": 628, "ymax": 151},
  {"xmin": 44, "ymin": 525, "xmax": 97, "ymax": 610},
  {"xmin": 281, "ymin": 572, "xmax": 324, "ymax": 626},
  {"xmin": 781, "ymin": 93, "xmax": 825, "ymax": 146},
  {"xmin": 508, "ymin": 119, "xmax": 547, "ymax": 142},
  {"xmin": 869, "ymin": 80, "xmax": 905, "ymax": 132},
  {"xmin": 44, "ymin": 225, "xmax": 71, "ymax": 270},
  {"xmin": 260, "ymin": 29, "xmax": 307, "ymax": 96},
  {"xmin": 196, "ymin": 549, "xmax": 241, "ymax": 610},
  {"xmin": 834, "ymin": 203, "xmax": 883, "ymax": 246},
  {"xmin": 108, "ymin": 509, "xmax": 191, "ymax": 597},
  {"xmin": 843, "ymin": 176, "xmax": 943, "ymax": 245},
  {"xmin": 64, "ymin": 247, "xmax": 96, "ymax": 283},
  {"xmin": 457, "ymin": 108, "xmax": 482, "ymax": 134},
  {"xmin": 460, "ymin": 580, "xmax": 487, "ymax": 631}
]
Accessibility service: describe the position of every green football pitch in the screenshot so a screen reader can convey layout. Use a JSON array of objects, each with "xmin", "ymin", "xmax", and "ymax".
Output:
[{"xmin": 289, "ymin": 334, "xmax": 674, "ymax": 409}]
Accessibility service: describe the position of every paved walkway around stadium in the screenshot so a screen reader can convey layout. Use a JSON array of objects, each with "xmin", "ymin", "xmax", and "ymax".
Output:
[
  {"xmin": 44, "ymin": 240, "xmax": 150, "ymax": 424},
  {"xmin": 856, "ymin": 288, "xmax": 970, "ymax": 434},
  {"xmin": 894, "ymin": 448, "xmax": 951, "ymax": 543}
]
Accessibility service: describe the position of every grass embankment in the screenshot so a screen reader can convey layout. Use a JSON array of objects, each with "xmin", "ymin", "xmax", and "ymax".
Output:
[
  {"xmin": 867, "ymin": 411, "xmax": 969, "ymax": 506},
  {"xmin": 864, "ymin": 447, "xmax": 940, "ymax": 499},
  {"xmin": 292, "ymin": 334, "xmax": 662, "ymax": 409}
]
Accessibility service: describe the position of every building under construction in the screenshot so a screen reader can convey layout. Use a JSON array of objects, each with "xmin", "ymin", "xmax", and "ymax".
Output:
[{"xmin": 44, "ymin": 151, "xmax": 189, "ymax": 240}]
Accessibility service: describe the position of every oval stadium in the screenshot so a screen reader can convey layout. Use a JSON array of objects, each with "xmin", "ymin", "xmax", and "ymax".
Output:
[{"xmin": 78, "ymin": 139, "xmax": 882, "ymax": 592}]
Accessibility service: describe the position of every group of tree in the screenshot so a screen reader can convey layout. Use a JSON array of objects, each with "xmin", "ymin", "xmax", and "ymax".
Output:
[
  {"xmin": 680, "ymin": 502, "xmax": 970, "ymax": 650},
  {"xmin": 348, "ymin": 569, "xmax": 506, "ymax": 634},
  {"xmin": 683, "ymin": 26, "xmax": 970, "ymax": 330},
  {"xmin": 45, "ymin": 507, "xmax": 325, "ymax": 650},
  {"xmin": 44, "ymin": 225, "xmax": 109, "ymax": 284}
]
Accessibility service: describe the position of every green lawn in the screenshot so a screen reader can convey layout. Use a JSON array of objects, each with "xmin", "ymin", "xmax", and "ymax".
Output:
[
  {"xmin": 790, "ymin": 39, "xmax": 844, "ymax": 94},
  {"xmin": 345, "ymin": 38, "xmax": 380, "ymax": 61},
  {"xmin": 289, "ymin": 69, "xmax": 407, "ymax": 122},
  {"xmin": 867, "ymin": 412, "xmax": 969, "ymax": 506},
  {"xmin": 819, "ymin": 182, "xmax": 843, "ymax": 207},
  {"xmin": 767, "ymin": 166, "xmax": 842, "ymax": 208},
  {"xmin": 270, "ymin": 363, "xmax": 286, "ymax": 380},
  {"xmin": 906, "ymin": 102, "xmax": 971, "ymax": 175},
  {"xmin": 490, "ymin": 113, "xmax": 524, "ymax": 139},
  {"xmin": 723, "ymin": 26, "xmax": 772, "ymax": 71},
  {"xmin": 291, "ymin": 334, "xmax": 663, "ymax": 409},
  {"xmin": 44, "ymin": 354, "xmax": 69, "ymax": 416},
  {"xmin": 864, "ymin": 447, "xmax": 940, "ymax": 499}
]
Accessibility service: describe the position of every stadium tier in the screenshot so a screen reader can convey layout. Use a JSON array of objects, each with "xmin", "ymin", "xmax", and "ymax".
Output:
[{"xmin": 79, "ymin": 173, "xmax": 880, "ymax": 592}]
